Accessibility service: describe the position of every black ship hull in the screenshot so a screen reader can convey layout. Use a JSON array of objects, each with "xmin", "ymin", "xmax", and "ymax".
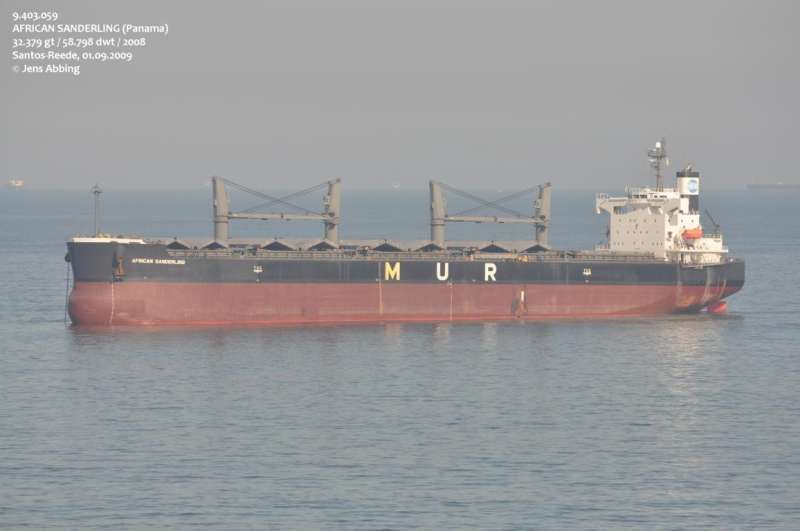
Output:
[{"xmin": 66, "ymin": 242, "xmax": 745, "ymax": 326}]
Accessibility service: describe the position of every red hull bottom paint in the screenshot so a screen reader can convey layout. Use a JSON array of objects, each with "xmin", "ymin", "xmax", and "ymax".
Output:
[
  {"xmin": 69, "ymin": 281, "xmax": 739, "ymax": 326},
  {"xmin": 706, "ymin": 300, "xmax": 728, "ymax": 314}
]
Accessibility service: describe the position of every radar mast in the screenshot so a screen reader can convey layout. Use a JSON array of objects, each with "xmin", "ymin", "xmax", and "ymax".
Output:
[{"xmin": 647, "ymin": 137, "xmax": 669, "ymax": 191}]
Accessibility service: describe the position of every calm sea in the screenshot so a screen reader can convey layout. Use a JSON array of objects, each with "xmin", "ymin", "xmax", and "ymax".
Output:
[{"xmin": 1, "ymin": 188, "xmax": 798, "ymax": 529}]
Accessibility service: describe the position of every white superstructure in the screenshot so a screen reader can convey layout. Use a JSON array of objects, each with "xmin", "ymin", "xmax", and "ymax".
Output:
[{"xmin": 595, "ymin": 140, "xmax": 727, "ymax": 265}]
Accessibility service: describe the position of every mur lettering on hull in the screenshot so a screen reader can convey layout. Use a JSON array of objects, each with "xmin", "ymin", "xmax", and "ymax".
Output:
[
  {"xmin": 436, "ymin": 262, "xmax": 449, "ymax": 281},
  {"xmin": 380, "ymin": 261, "xmax": 498, "ymax": 282},
  {"xmin": 485, "ymin": 263, "xmax": 497, "ymax": 282},
  {"xmin": 384, "ymin": 262, "xmax": 400, "ymax": 280}
]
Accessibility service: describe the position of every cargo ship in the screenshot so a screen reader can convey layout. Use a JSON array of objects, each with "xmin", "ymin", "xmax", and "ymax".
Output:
[{"xmin": 66, "ymin": 140, "xmax": 744, "ymax": 326}]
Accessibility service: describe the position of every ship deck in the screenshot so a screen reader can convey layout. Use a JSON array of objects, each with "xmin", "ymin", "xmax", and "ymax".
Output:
[
  {"xmin": 163, "ymin": 248, "xmax": 669, "ymax": 264},
  {"xmin": 71, "ymin": 235, "xmax": 743, "ymax": 265}
]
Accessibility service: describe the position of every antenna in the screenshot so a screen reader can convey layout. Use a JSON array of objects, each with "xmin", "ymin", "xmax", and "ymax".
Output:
[
  {"xmin": 91, "ymin": 184, "xmax": 103, "ymax": 236},
  {"xmin": 647, "ymin": 137, "xmax": 669, "ymax": 190}
]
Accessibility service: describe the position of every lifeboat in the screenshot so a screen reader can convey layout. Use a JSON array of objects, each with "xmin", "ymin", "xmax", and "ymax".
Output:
[{"xmin": 682, "ymin": 227, "xmax": 704, "ymax": 240}]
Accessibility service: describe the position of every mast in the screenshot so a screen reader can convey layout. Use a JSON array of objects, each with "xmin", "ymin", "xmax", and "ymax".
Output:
[
  {"xmin": 212, "ymin": 176, "xmax": 230, "ymax": 243},
  {"xmin": 323, "ymin": 178, "xmax": 341, "ymax": 244},
  {"xmin": 647, "ymin": 137, "xmax": 669, "ymax": 191},
  {"xmin": 91, "ymin": 184, "xmax": 103, "ymax": 237},
  {"xmin": 429, "ymin": 181, "xmax": 446, "ymax": 248},
  {"xmin": 533, "ymin": 183, "xmax": 551, "ymax": 247}
]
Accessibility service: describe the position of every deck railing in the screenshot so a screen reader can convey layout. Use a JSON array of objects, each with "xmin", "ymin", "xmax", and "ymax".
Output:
[{"xmin": 165, "ymin": 248, "xmax": 661, "ymax": 263}]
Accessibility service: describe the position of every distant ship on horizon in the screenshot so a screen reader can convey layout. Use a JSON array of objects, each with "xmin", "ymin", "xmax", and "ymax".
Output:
[
  {"xmin": 746, "ymin": 182, "xmax": 800, "ymax": 190},
  {"xmin": 6, "ymin": 179, "xmax": 25, "ymax": 189}
]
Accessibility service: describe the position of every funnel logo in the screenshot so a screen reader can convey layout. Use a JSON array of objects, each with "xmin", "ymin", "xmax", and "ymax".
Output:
[{"xmin": 687, "ymin": 178, "xmax": 699, "ymax": 194}]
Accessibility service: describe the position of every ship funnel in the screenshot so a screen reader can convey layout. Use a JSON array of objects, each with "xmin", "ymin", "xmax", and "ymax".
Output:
[
  {"xmin": 212, "ymin": 176, "xmax": 230, "ymax": 243},
  {"xmin": 676, "ymin": 166, "xmax": 700, "ymax": 213}
]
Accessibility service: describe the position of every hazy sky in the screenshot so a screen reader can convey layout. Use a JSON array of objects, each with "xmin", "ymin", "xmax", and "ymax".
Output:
[{"xmin": 3, "ymin": 0, "xmax": 798, "ymax": 190}]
